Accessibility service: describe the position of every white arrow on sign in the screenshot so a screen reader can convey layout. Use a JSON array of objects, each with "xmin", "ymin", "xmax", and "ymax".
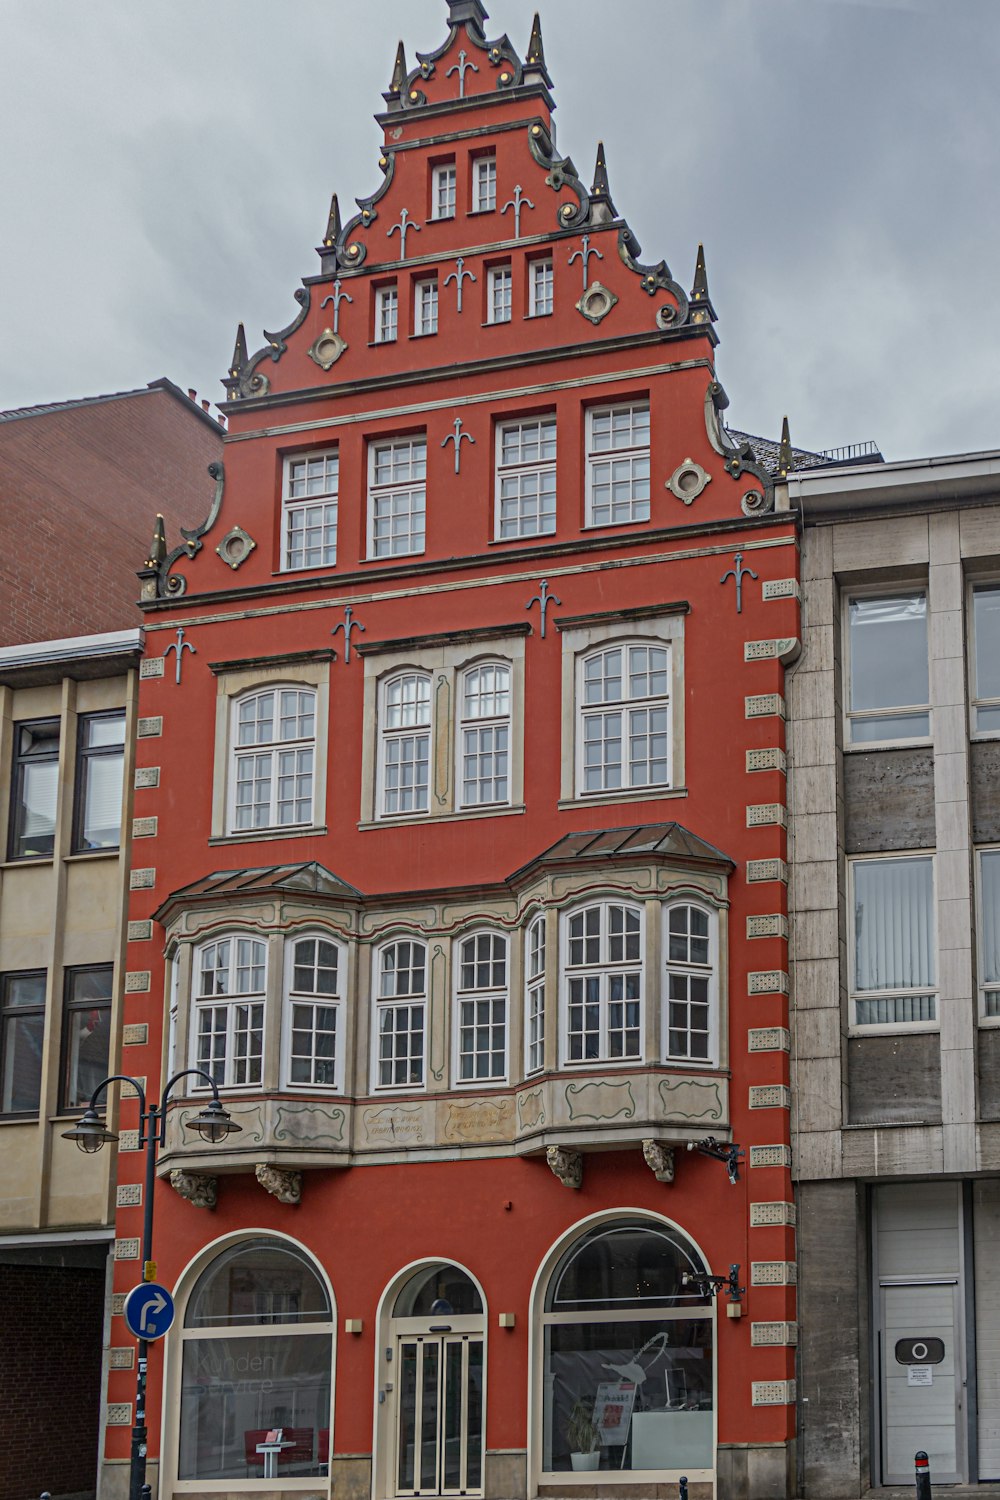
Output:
[{"xmin": 140, "ymin": 1290, "xmax": 167, "ymax": 1333}]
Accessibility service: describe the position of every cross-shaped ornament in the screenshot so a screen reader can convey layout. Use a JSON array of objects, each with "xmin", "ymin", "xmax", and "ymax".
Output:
[
  {"xmin": 720, "ymin": 552, "xmax": 759, "ymax": 615},
  {"xmin": 163, "ymin": 627, "xmax": 197, "ymax": 685},
  {"xmin": 501, "ymin": 185, "xmax": 535, "ymax": 239},
  {"xmin": 569, "ymin": 234, "xmax": 604, "ymax": 290},
  {"xmin": 447, "ymin": 50, "xmax": 479, "ymax": 97},
  {"xmin": 387, "ymin": 208, "xmax": 421, "ymax": 260},
  {"xmin": 526, "ymin": 580, "xmax": 563, "ymax": 639},
  {"xmin": 444, "ymin": 257, "xmax": 477, "ymax": 313},
  {"xmin": 320, "ymin": 279, "xmax": 354, "ymax": 335},
  {"xmin": 331, "ymin": 605, "xmax": 367, "ymax": 665},
  {"xmin": 441, "ymin": 418, "xmax": 476, "ymax": 474}
]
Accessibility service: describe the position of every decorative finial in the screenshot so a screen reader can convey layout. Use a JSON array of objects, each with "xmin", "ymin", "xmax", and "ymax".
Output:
[
  {"xmin": 524, "ymin": 11, "xmax": 553, "ymax": 87},
  {"xmin": 692, "ymin": 244, "xmax": 709, "ymax": 301},
  {"xmin": 323, "ymin": 194, "xmax": 342, "ymax": 248},
  {"xmin": 448, "ymin": 0, "xmax": 489, "ymax": 30},
  {"xmin": 592, "ymin": 142, "xmax": 611, "ymax": 199},
  {"xmin": 229, "ymin": 323, "xmax": 248, "ymax": 378},
  {"xmin": 778, "ymin": 416, "xmax": 793, "ymax": 480},
  {"xmin": 146, "ymin": 514, "xmax": 167, "ymax": 569},
  {"xmin": 389, "ymin": 41, "xmax": 408, "ymax": 96}
]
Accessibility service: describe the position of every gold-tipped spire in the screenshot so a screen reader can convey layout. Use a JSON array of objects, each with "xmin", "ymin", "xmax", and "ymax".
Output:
[
  {"xmin": 389, "ymin": 41, "xmax": 408, "ymax": 96},
  {"xmin": 229, "ymin": 323, "xmax": 248, "ymax": 378},
  {"xmin": 777, "ymin": 416, "xmax": 793, "ymax": 480},
  {"xmin": 692, "ymin": 243, "xmax": 709, "ymax": 301},
  {"xmin": 527, "ymin": 12, "xmax": 546, "ymax": 66},
  {"xmin": 323, "ymin": 193, "xmax": 342, "ymax": 248},
  {"xmin": 146, "ymin": 514, "xmax": 167, "ymax": 569}
]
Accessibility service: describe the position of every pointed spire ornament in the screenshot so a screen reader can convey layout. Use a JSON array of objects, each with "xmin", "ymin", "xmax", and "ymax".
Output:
[
  {"xmin": 592, "ymin": 142, "xmax": 611, "ymax": 199},
  {"xmin": 688, "ymin": 243, "xmax": 718, "ymax": 325},
  {"xmin": 390, "ymin": 41, "xmax": 407, "ymax": 95},
  {"xmin": 146, "ymin": 514, "xmax": 167, "ymax": 569},
  {"xmin": 524, "ymin": 10, "xmax": 553, "ymax": 87},
  {"xmin": 778, "ymin": 416, "xmax": 793, "ymax": 480},
  {"xmin": 230, "ymin": 323, "xmax": 248, "ymax": 378},
  {"xmin": 323, "ymin": 194, "xmax": 342, "ymax": 249}
]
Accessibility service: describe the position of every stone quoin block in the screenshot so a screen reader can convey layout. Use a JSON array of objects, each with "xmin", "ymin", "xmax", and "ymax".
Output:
[
  {"xmin": 762, "ymin": 579, "xmax": 801, "ymax": 603},
  {"xmin": 748, "ymin": 1027, "xmax": 792, "ymax": 1053},
  {"xmin": 746, "ymin": 748, "xmax": 787, "ymax": 774},
  {"xmin": 106, "ymin": 1404, "xmax": 133, "ymax": 1426},
  {"xmin": 116, "ymin": 1183, "xmax": 142, "ymax": 1208},
  {"xmin": 127, "ymin": 920, "xmax": 153, "ymax": 942},
  {"xmin": 751, "ymin": 1322, "xmax": 798, "ymax": 1346},
  {"xmin": 747, "ymin": 859, "xmax": 788, "ymax": 884},
  {"xmin": 132, "ymin": 816, "xmax": 158, "ymax": 838},
  {"xmin": 746, "ymin": 693, "xmax": 786, "ymax": 719},
  {"xmin": 751, "ymin": 1261, "xmax": 797, "ymax": 1286},
  {"xmin": 122, "ymin": 1023, "xmax": 148, "ymax": 1046},
  {"xmin": 137, "ymin": 716, "xmax": 163, "ymax": 738},
  {"xmin": 747, "ymin": 803, "xmax": 787, "ymax": 828},
  {"xmin": 109, "ymin": 1348, "xmax": 135, "ymax": 1369},
  {"xmin": 129, "ymin": 867, "xmax": 156, "ymax": 890},
  {"xmin": 752, "ymin": 1380, "xmax": 797, "ymax": 1406},
  {"xmin": 750, "ymin": 1202, "xmax": 797, "ymax": 1228},
  {"xmin": 139, "ymin": 657, "xmax": 165, "ymax": 679},
  {"xmin": 749, "ymin": 1085, "xmax": 792, "ymax": 1110},
  {"xmin": 114, "ymin": 1238, "xmax": 140, "ymax": 1261},
  {"xmin": 748, "ymin": 970, "xmax": 790, "ymax": 995},
  {"xmin": 124, "ymin": 971, "xmax": 151, "ymax": 993},
  {"xmin": 134, "ymin": 765, "xmax": 161, "ymax": 789},
  {"xmin": 750, "ymin": 1144, "xmax": 793, "ymax": 1169},
  {"xmin": 744, "ymin": 637, "xmax": 800, "ymax": 663},
  {"xmin": 746, "ymin": 913, "xmax": 788, "ymax": 939}
]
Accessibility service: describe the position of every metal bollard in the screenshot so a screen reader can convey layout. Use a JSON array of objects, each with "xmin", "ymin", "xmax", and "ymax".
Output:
[
  {"xmin": 679, "ymin": 1478, "xmax": 689, "ymax": 1500},
  {"xmin": 40, "ymin": 1493, "xmax": 52, "ymax": 1500},
  {"xmin": 141, "ymin": 1488, "xmax": 153, "ymax": 1500},
  {"xmin": 915, "ymin": 1450, "xmax": 932, "ymax": 1500}
]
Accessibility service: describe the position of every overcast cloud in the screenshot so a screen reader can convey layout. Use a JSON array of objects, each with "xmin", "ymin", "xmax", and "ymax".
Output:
[{"xmin": 1, "ymin": 0, "xmax": 998, "ymax": 461}]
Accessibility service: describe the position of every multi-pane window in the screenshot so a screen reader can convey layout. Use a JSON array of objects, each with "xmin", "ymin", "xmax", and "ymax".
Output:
[
  {"xmin": 851, "ymin": 856, "xmax": 936, "ymax": 1027},
  {"xmin": 282, "ymin": 451, "xmax": 338, "ymax": 571},
  {"xmin": 0, "ymin": 971, "xmax": 45, "ymax": 1115},
  {"xmin": 579, "ymin": 643, "xmax": 670, "ymax": 794},
  {"xmin": 375, "ymin": 285, "xmax": 399, "ymax": 344},
  {"xmin": 380, "ymin": 672, "xmax": 431, "ymax": 817},
  {"xmin": 61, "ymin": 965, "xmax": 113, "ymax": 1111},
  {"xmin": 846, "ymin": 592, "xmax": 929, "ymax": 744},
  {"xmin": 74, "ymin": 711, "xmax": 125, "ymax": 852},
  {"xmin": 369, "ymin": 438, "xmax": 427, "ymax": 557},
  {"xmin": 432, "ymin": 163, "xmax": 457, "ymax": 219},
  {"xmin": 231, "ymin": 688, "xmax": 316, "ymax": 832},
  {"xmin": 664, "ymin": 906, "xmax": 713, "ymax": 1062},
  {"xmin": 375, "ymin": 940, "xmax": 426, "ymax": 1089},
  {"xmin": 459, "ymin": 663, "xmax": 511, "ymax": 807},
  {"xmin": 972, "ymin": 585, "xmax": 1000, "ymax": 733},
  {"xmin": 285, "ymin": 935, "xmax": 341, "ymax": 1089},
  {"xmin": 496, "ymin": 418, "xmax": 556, "ymax": 538},
  {"xmin": 586, "ymin": 403, "xmax": 651, "ymax": 526},
  {"xmin": 526, "ymin": 915, "xmax": 546, "ymax": 1075},
  {"xmin": 473, "ymin": 155, "xmax": 496, "ymax": 213},
  {"xmin": 530, "ymin": 259, "xmax": 554, "ymax": 317},
  {"xmin": 8, "ymin": 719, "xmax": 59, "ymax": 860},
  {"xmin": 488, "ymin": 265, "xmax": 513, "ymax": 324},
  {"xmin": 456, "ymin": 932, "xmax": 508, "ymax": 1083},
  {"xmin": 564, "ymin": 903, "xmax": 642, "ymax": 1062},
  {"xmin": 414, "ymin": 278, "xmax": 439, "ymax": 336},
  {"xmin": 979, "ymin": 849, "xmax": 1000, "ymax": 1019},
  {"xmin": 194, "ymin": 937, "xmax": 266, "ymax": 1088}
]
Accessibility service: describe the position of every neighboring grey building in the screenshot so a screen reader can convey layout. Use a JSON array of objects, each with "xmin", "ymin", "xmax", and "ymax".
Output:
[{"xmin": 786, "ymin": 449, "xmax": 1000, "ymax": 1495}]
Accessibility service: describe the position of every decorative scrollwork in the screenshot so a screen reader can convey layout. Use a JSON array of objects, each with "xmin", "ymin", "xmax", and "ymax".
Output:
[{"xmin": 147, "ymin": 460, "xmax": 225, "ymax": 599}]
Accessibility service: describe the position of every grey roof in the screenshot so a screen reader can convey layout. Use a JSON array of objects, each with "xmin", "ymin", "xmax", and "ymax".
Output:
[
  {"xmin": 0, "ymin": 377, "xmax": 223, "ymax": 433},
  {"xmin": 728, "ymin": 429, "xmax": 884, "ymax": 475},
  {"xmin": 155, "ymin": 862, "xmax": 362, "ymax": 921},
  {"xmin": 519, "ymin": 823, "xmax": 734, "ymax": 876}
]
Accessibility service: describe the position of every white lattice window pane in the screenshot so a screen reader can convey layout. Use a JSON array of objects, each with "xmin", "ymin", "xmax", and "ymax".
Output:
[
  {"xmin": 197, "ymin": 1006, "xmax": 227, "ymax": 1083},
  {"xmin": 235, "ymin": 939, "xmax": 265, "ymax": 994},
  {"xmin": 527, "ymin": 981, "xmax": 545, "ymax": 1072},
  {"xmin": 464, "ymin": 665, "xmax": 510, "ymax": 719},
  {"xmin": 567, "ymin": 975, "xmax": 602, "ymax": 1060},
  {"xmin": 490, "ymin": 268, "xmax": 512, "ymax": 323},
  {"xmin": 627, "ymin": 706, "xmax": 669, "ymax": 786},
  {"xmin": 434, "ymin": 165, "xmax": 457, "ymax": 218},
  {"xmin": 608, "ymin": 906, "xmax": 641, "ymax": 963},
  {"xmin": 379, "ymin": 942, "xmax": 426, "ymax": 999},
  {"xmin": 200, "ymin": 941, "xmax": 230, "ymax": 997},
  {"xmin": 462, "ymin": 725, "xmax": 509, "ymax": 805},
  {"xmin": 378, "ymin": 1003, "xmax": 424, "ymax": 1086},
  {"xmin": 459, "ymin": 995, "xmax": 506, "ymax": 1079},
  {"xmin": 531, "ymin": 261, "xmax": 554, "ymax": 315},
  {"xmin": 668, "ymin": 906, "xmax": 710, "ymax": 966},
  {"xmin": 237, "ymin": 692, "xmax": 274, "ymax": 746},
  {"xmin": 583, "ymin": 712, "xmax": 622, "ymax": 792},
  {"xmin": 377, "ymin": 288, "xmax": 399, "ymax": 343},
  {"xmin": 373, "ymin": 490, "xmax": 426, "ymax": 555},
  {"xmin": 290, "ymin": 1002, "xmax": 338, "ymax": 1086},
  {"xmin": 233, "ymin": 1003, "xmax": 264, "ymax": 1085},
  {"xmin": 568, "ymin": 907, "xmax": 602, "ymax": 966},
  {"xmin": 384, "ymin": 733, "xmax": 430, "ymax": 814},
  {"xmin": 475, "ymin": 157, "xmax": 496, "ymax": 211},
  {"xmin": 278, "ymin": 691, "xmax": 315, "ymax": 741},
  {"xmin": 287, "ymin": 454, "xmax": 339, "ymax": 500},
  {"xmin": 293, "ymin": 938, "xmax": 339, "ymax": 996},
  {"xmin": 234, "ymin": 753, "xmax": 272, "ymax": 828},
  {"xmin": 629, "ymin": 646, "xmax": 669, "ymax": 698},
  {"xmin": 285, "ymin": 500, "xmax": 338, "ymax": 569},
  {"xmin": 607, "ymin": 972, "xmax": 642, "ymax": 1057},
  {"xmin": 416, "ymin": 281, "xmax": 439, "ymax": 335},
  {"xmin": 667, "ymin": 973, "xmax": 711, "ymax": 1060},
  {"xmin": 583, "ymin": 650, "xmax": 622, "ymax": 705},
  {"xmin": 274, "ymin": 748, "xmax": 312, "ymax": 824}
]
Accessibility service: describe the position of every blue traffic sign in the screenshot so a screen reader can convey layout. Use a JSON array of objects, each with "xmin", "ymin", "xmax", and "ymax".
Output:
[{"xmin": 123, "ymin": 1282, "xmax": 175, "ymax": 1341}]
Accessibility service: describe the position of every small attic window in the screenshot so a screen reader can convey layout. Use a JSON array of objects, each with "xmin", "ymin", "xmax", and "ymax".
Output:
[{"xmin": 431, "ymin": 162, "xmax": 457, "ymax": 220}]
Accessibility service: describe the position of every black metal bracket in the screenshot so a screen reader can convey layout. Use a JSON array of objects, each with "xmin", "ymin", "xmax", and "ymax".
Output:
[
  {"xmin": 689, "ymin": 1135, "xmax": 745, "ymax": 1184},
  {"xmin": 682, "ymin": 1263, "xmax": 745, "ymax": 1303}
]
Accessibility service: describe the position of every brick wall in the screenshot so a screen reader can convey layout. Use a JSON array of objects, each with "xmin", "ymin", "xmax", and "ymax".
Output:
[
  {"xmin": 0, "ymin": 1265, "xmax": 106, "ymax": 1500},
  {"xmin": 0, "ymin": 384, "xmax": 224, "ymax": 646}
]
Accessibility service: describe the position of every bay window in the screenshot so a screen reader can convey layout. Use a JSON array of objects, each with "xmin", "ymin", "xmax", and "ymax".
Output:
[
  {"xmin": 562, "ymin": 902, "xmax": 642, "ymax": 1063},
  {"xmin": 526, "ymin": 915, "xmax": 546, "ymax": 1075},
  {"xmin": 664, "ymin": 904, "xmax": 715, "ymax": 1063},
  {"xmin": 194, "ymin": 937, "xmax": 266, "ymax": 1088},
  {"xmin": 284, "ymin": 934, "xmax": 343, "ymax": 1089},
  {"xmin": 455, "ymin": 931, "xmax": 508, "ymax": 1083},
  {"xmin": 374, "ymin": 940, "xmax": 426, "ymax": 1090}
]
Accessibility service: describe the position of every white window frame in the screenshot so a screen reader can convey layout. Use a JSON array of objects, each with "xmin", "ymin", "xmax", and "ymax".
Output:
[
  {"xmin": 228, "ymin": 687, "xmax": 317, "ymax": 834},
  {"xmin": 453, "ymin": 930, "xmax": 509, "ymax": 1086},
  {"xmin": 473, "ymin": 155, "xmax": 497, "ymax": 213},
  {"xmin": 414, "ymin": 278, "xmax": 439, "ymax": 337},
  {"xmin": 848, "ymin": 853, "xmax": 938, "ymax": 1033},
  {"xmin": 487, "ymin": 265, "xmax": 513, "ymax": 325},
  {"xmin": 458, "ymin": 661, "xmax": 512, "ymax": 808},
  {"xmin": 978, "ymin": 846, "xmax": 1000, "ymax": 1024},
  {"xmin": 281, "ymin": 931, "xmax": 345, "ymax": 1091},
  {"xmin": 281, "ymin": 450, "xmax": 338, "ymax": 572},
  {"xmin": 663, "ymin": 902, "xmax": 717, "ymax": 1066},
  {"xmin": 525, "ymin": 913, "xmax": 546, "ymax": 1076},
  {"xmin": 378, "ymin": 670, "xmax": 432, "ymax": 819},
  {"xmin": 560, "ymin": 901, "xmax": 644, "ymax": 1066},
  {"xmin": 970, "ymin": 581, "xmax": 1000, "ymax": 737},
  {"xmin": 494, "ymin": 417, "xmax": 557, "ymax": 540},
  {"xmin": 431, "ymin": 162, "xmax": 457, "ymax": 220},
  {"xmin": 576, "ymin": 641, "xmax": 672, "ymax": 797},
  {"xmin": 375, "ymin": 284, "xmax": 399, "ymax": 344},
  {"xmin": 585, "ymin": 402, "xmax": 651, "ymax": 528},
  {"xmin": 529, "ymin": 258, "xmax": 554, "ymax": 317},
  {"xmin": 372, "ymin": 939, "xmax": 427, "ymax": 1092},
  {"xmin": 191, "ymin": 935, "xmax": 267, "ymax": 1090},
  {"xmin": 368, "ymin": 437, "xmax": 427, "ymax": 558},
  {"xmin": 843, "ymin": 587, "xmax": 931, "ymax": 748}
]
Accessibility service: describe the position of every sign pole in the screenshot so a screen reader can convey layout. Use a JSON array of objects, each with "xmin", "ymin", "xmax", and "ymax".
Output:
[{"xmin": 128, "ymin": 1102, "xmax": 160, "ymax": 1500}]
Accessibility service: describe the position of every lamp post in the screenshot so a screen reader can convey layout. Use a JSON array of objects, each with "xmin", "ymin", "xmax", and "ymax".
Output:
[{"xmin": 63, "ymin": 1069, "xmax": 241, "ymax": 1500}]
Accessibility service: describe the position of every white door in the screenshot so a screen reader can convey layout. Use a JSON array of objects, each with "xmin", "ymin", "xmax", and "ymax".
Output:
[{"xmin": 881, "ymin": 1282, "xmax": 964, "ymax": 1484}]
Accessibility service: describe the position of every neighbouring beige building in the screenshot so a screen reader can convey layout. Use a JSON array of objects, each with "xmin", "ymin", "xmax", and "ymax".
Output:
[{"xmin": 786, "ymin": 449, "xmax": 1000, "ymax": 1495}]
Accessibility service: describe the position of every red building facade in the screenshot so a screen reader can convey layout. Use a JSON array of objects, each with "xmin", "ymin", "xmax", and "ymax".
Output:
[{"xmin": 104, "ymin": 6, "xmax": 800, "ymax": 1498}]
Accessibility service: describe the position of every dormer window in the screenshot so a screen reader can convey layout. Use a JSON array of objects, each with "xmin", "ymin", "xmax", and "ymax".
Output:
[
  {"xmin": 432, "ymin": 162, "xmax": 457, "ymax": 220},
  {"xmin": 473, "ymin": 154, "xmax": 496, "ymax": 213}
]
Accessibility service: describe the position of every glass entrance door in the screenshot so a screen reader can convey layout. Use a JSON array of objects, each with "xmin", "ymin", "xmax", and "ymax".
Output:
[{"xmin": 396, "ymin": 1335, "xmax": 483, "ymax": 1497}]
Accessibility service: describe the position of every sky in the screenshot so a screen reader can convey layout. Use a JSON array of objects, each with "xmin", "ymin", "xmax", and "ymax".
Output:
[{"xmin": 1, "ymin": 0, "xmax": 998, "ymax": 462}]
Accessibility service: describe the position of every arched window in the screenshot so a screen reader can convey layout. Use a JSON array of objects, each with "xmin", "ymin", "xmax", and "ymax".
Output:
[
  {"xmin": 193, "ymin": 936, "xmax": 266, "ymax": 1088},
  {"xmin": 230, "ymin": 687, "xmax": 316, "ymax": 832},
  {"xmin": 459, "ymin": 662, "xmax": 511, "ymax": 807},
  {"xmin": 577, "ymin": 643, "xmax": 670, "ymax": 795},
  {"xmin": 454, "ymin": 931, "xmax": 508, "ymax": 1083},
  {"xmin": 283, "ymin": 933, "xmax": 344, "ymax": 1090},
  {"xmin": 177, "ymin": 1238, "xmax": 333, "ymax": 1482},
  {"xmin": 562, "ymin": 903, "xmax": 643, "ymax": 1064},
  {"xmin": 379, "ymin": 672, "xmax": 432, "ymax": 817},
  {"xmin": 664, "ymin": 904, "xmax": 716, "ymax": 1065},
  {"xmin": 540, "ymin": 1219, "xmax": 713, "ymax": 1477},
  {"xmin": 525, "ymin": 914, "xmax": 546, "ymax": 1075},
  {"xmin": 374, "ymin": 939, "xmax": 427, "ymax": 1089}
]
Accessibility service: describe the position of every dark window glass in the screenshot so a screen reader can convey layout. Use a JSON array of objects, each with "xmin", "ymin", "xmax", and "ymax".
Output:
[
  {"xmin": 61, "ymin": 966, "xmax": 113, "ymax": 1110},
  {"xmin": 74, "ymin": 711, "xmax": 125, "ymax": 852},
  {"xmin": 185, "ymin": 1239, "xmax": 331, "ymax": 1328},
  {"xmin": 1, "ymin": 971, "xmax": 46, "ymax": 1114},
  {"xmin": 393, "ymin": 1263, "xmax": 483, "ymax": 1317},
  {"xmin": 547, "ymin": 1222, "xmax": 709, "ymax": 1310},
  {"xmin": 9, "ymin": 720, "xmax": 59, "ymax": 859}
]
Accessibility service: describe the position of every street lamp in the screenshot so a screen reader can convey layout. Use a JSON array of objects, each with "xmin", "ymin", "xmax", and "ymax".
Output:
[{"xmin": 63, "ymin": 1069, "xmax": 241, "ymax": 1500}]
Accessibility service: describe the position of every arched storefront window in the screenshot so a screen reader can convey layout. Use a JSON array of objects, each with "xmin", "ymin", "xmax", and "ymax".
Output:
[
  {"xmin": 541, "ymin": 1219, "xmax": 713, "ymax": 1477},
  {"xmin": 177, "ymin": 1238, "xmax": 333, "ymax": 1482}
]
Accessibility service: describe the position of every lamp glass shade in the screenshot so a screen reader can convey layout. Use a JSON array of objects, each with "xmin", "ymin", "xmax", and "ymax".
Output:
[
  {"xmin": 187, "ymin": 1099, "xmax": 241, "ymax": 1144},
  {"xmin": 62, "ymin": 1109, "xmax": 117, "ymax": 1154}
]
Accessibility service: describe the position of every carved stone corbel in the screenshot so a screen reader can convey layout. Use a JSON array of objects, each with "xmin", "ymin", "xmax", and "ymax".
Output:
[
  {"xmin": 169, "ymin": 1170, "xmax": 218, "ymax": 1210},
  {"xmin": 642, "ymin": 1140, "xmax": 675, "ymax": 1184},
  {"xmin": 255, "ymin": 1163, "xmax": 302, "ymax": 1205},
  {"xmin": 546, "ymin": 1145, "xmax": 582, "ymax": 1190}
]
